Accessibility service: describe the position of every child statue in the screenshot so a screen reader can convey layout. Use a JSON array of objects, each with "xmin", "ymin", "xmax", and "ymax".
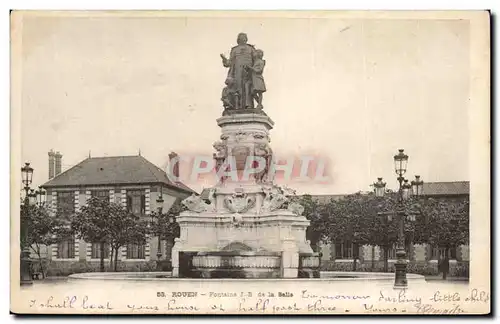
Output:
[
  {"xmin": 221, "ymin": 77, "xmax": 239, "ymax": 112},
  {"xmin": 247, "ymin": 49, "xmax": 266, "ymax": 109}
]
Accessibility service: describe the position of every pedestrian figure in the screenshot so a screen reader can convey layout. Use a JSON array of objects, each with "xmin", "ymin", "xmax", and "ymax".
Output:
[{"xmin": 438, "ymin": 254, "xmax": 450, "ymax": 280}]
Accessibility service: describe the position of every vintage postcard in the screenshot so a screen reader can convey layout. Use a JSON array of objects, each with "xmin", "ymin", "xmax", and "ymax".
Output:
[{"xmin": 10, "ymin": 10, "xmax": 490, "ymax": 315}]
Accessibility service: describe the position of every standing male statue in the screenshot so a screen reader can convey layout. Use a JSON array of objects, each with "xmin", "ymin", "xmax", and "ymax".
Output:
[{"xmin": 220, "ymin": 33, "xmax": 256, "ymax": 110}]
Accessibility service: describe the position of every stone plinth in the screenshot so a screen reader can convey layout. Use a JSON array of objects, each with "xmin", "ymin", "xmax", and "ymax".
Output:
[
  {"xmin": 217, "ymin": 113, "xmax": 274, "ymax": 130},
  {"xmin": 172, "ymin": 110, "xmax": 317, "ymax": 278},
  {"xmin": 171, "ymin": 183, "xmax": 316, "ymax": 278},
  {"xmin": 280, "ymin": 238, "xmax": 299, "ymax": 278},
  {"xmin": 173, "ymin": 209, "xmax": 313, "ymax": 254}
]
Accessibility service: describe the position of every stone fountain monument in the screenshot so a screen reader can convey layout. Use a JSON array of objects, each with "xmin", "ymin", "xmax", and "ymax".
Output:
[{"xmin": 171, "ymin": 33, "xmax": 320, "ymax": 278}]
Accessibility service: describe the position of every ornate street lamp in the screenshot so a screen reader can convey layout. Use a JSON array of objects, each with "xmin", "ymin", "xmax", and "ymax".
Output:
[
  {"xmin": 373, "ymin": 158, "xmax": 422, "ymax": 285},
  {"xmin": 392, "ymin": 149, "xmax": 411, "ymax": 289},
  {"xmin": 373, "ymin": 177, "xmax": 386, "ymax": 198},
  {"xmin": 20, "ymin": 162, "xmax": 34, "ymax": 285},
  {"xmin": 21, "ymin": 163, "xmax": 34, "ymax": 197},
  {"xmin": 155, "ymin": 192, "xmax": 164, "ymax": 270},
  {"xmin": 411, "ymin": 175, "xmax": 424, "ymax": 198},
  {"xmin": 393, "ymin": 149, "xmax": 409, "ymax": 181}
]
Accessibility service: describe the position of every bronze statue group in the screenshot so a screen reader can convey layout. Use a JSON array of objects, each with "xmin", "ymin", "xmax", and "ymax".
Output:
[{"xmin": 221, "ymin": 33, "xmax": 266, "ymax": 113}]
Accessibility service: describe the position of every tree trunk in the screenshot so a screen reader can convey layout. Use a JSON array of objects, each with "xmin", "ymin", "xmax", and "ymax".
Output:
[
  {"xmin": 383, "ymin": 245, "xmax": 389, "ymax": 272},
  {"xmin": 442, "ymin": 247, "xmax": 449, "ymax": 280},
  {"xmin": 371, "ymin": 245, "xmax": 375, "ymax": 270},
  {"xmin": 33, "ymin": 244, "xmax": 44, "ymax": 279},
  {"xmin": 110, "ymin": 246, "xmax": 115, "ymax": 270},
  {"xmin": 99, "ymin": 242, "xmax": 105, "ymax": 272},
  {"xmin": 114, "ymin": 246, "xmax": 119, "ymax": 271}
]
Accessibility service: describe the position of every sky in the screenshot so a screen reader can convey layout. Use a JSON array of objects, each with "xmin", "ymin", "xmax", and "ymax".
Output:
[{"xmin": 17, "ymin": 12, "xmax": 471, "ymax": 195}]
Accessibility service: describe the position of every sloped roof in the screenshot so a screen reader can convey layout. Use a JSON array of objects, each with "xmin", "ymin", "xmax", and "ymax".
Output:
[
  {"xmin": 41, "ymin": 155, "xmax": 196, "ymax": 194},
  {"xmin": 422, "ymin": 181, "xmax": 469, "ymax": 196},
  {"xmin": 306, "ymin": 194, "xmax": 346, "ymax": 204}
]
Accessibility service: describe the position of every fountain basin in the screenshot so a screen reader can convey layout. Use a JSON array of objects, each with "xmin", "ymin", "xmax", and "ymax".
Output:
[
  {"xmin": 68, "ymin": 271, "xmax": 426, "ymax": 284},
  {"xmin": 179, "ymin": 251, "xmax": 321, "ymax": 279},
  {"xmin": 192, "ymin": 251, "xmax": 282, "ymax": 278}
]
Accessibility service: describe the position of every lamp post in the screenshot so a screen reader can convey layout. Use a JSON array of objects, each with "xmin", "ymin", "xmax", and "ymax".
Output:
[
  {"xmin": 373, "ymin": 149, "xmax": 422, "ymax": 289},
  {"xmin": 167, "ymin": 206, "xmax": 176, "ymax": 269},
  {"xmin": 155, "ymin": 193, "xmax": 164, "ymax": 270},
  {"xmin": 20, "ymin": 162, "xmax": 34, "ymax": 285},
  {"xmin": 393, "ymin": 149, "xmax": 410, "ymax": 288}
]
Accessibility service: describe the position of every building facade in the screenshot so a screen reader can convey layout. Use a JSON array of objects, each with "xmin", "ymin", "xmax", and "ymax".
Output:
[
  {"xmin": 39, "ymin": 152, "xmax": 195, "ymax": 274},
  {"xmin": 316, "ymin": 181, "xmax": 470, "ymax": 272},
  {"xmin": 37, "ymin": 151, "xmax": 469, "ymax": 276}
]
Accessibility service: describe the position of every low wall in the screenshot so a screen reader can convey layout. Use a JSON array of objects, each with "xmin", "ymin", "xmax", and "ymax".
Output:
[
  {"xmin": 40, "ymin": 259, "xmax": 468, "ymax": 278},
  {"xmin": 44, "ymin": 260, "xmax": 160, "ymax": 277},
  {"xmin": 320, "ymin": 260, "xmax": 469, "ymax": 277}
]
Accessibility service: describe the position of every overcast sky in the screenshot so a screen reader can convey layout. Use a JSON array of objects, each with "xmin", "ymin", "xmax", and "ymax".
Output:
[{"xmin": 18, "ymin": 12, "xmax": 470, "ymax": 194}]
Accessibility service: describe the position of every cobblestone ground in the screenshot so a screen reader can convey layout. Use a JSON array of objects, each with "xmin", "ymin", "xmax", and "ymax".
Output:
[{"xmin": 12, "ymin": 276, "xmax": 488, "ymax": 315}]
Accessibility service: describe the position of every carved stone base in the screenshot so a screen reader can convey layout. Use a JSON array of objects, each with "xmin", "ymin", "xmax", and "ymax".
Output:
[
  {"xmin": 173, "ymin": 211, "xmax": 313, "ymax": 253},
  {"xmin": 171, "ymin": 111, "xmax": 318, "ymax": 278},
  {"xmin": 171, "ymin": 208, "xmax": 317, "ymax": 278}
]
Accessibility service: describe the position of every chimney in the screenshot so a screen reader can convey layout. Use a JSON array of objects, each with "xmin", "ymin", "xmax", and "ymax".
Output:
[
  {"xmin": 48, "ymin": 150, "xmax": 55, "ymax": 179},
  {"xmin": 168, "ymin": 152, "xmax": 179, "ymax": 179},
  {"xmin": 54, "ymin": 151, "xmax": 63, "ymax": 176}
]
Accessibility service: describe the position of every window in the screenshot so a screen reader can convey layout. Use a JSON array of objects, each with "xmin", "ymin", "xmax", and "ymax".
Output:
[
  {"xmin": 126, "ymin": 243, "xmax": 145, "ymax": 259},
  {"xmin": 335, "ymin": 241, "xmax": 358, "ymax": 259},
  {"xmin": 57, "ymin": 191, "xmax": 74, "ymax": 215},
  {"xmin": 91, "ymin": 190, "xmax": 109, "ymax": 201},
  {"xmin": 126, "ymin": 190, "xmax": 146, "ymax": 215},
  {"xmin": 432, "ymin": 246, "xmax": 457, "ymax": 260},
  {"xmin": 57, "ymin": 236, "xmax": 75, "ymax": 259},
  {"xmin": 91, "ymin": 243, "xmax": 110, "ymax": 259}
]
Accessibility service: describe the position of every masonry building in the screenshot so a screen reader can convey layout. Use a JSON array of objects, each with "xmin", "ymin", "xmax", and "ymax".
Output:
[{"xmin": 40, "ymin": 151, "xmax": 195, "ymax": 272}]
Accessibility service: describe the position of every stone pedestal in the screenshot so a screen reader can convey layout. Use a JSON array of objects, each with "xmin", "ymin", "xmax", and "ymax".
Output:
[
  {"xmin": 280, "ymin": 238, "xmax": 299, "ymax": 278},
  {"xmin": 214, "ymin": 114, "xmax": 274, "ymax": 186},
  {"xmin": 20, "ymin": 249, "xmax": 33, "ymax": 285},
  {"xmin": 171, "ymin": 239, "xmax": 180, "ymax": 277}
]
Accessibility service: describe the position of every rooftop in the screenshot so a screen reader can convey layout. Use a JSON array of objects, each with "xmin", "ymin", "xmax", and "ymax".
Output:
[
  {"xmin": 198, "ymin": 181, "xmax": 470, "ymax": 202},
  {"xmin": 40, "ymin": 155, "xmax": 196, "ymax": 194},
  {"xmin": 421, "ymin": 181, "xmax": 469, "ymax": 196}
]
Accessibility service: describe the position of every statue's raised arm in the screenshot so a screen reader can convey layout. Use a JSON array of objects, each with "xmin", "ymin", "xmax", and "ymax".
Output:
[{"xmin": 220, "ymin": 53, "xmax": 230, "ymax": 68}]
